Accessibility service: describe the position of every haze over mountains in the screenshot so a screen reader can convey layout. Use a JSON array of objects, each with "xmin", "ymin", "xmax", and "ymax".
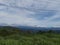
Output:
[{"xmin": 0, "ymin": 23, "xmax": 60, "ymax": 32}]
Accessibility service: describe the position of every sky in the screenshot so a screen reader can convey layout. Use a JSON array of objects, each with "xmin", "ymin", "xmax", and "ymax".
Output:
[{"xmin": 0, "ymin": 0, "xmax": 60, "ymax": 27}]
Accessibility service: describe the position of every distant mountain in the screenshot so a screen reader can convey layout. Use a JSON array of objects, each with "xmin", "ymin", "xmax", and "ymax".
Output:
[
  {"xmin": 15, "ymin": 26, "xmax": 60, "ymax": 33},
  {"xmin": 16, "ymin": 26, "xmax": 60, "ymax": 31},
  {"xmin": 0, "ymin": 26, "xmax": 60, "ymax": 33},
  {"xmin": 0, "ymin": 23, "xmax": 8, "ymax": 26},
  {"xmin": 0, "ymin": 23, "xmax": 60, "ymax": 31}
]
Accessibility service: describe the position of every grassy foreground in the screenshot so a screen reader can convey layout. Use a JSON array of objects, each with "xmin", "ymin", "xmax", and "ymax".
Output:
[{"xmin": 0, "ymin": 26, "xmax": 60, "ymax": 45}]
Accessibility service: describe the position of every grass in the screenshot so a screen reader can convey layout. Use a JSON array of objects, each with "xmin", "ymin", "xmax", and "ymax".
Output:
[
  {"xmin": 0, "ymin": 26, "xmax": 60, "ymax": 45},
  {"xmin": 0, "ymin": 33, "xmax": 60, "ymax": 45}
]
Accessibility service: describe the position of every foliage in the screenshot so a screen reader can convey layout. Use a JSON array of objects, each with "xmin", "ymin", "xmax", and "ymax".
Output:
[{"xmin": 0, "ymin": 26, "xmax": 60, "ymax": 45}]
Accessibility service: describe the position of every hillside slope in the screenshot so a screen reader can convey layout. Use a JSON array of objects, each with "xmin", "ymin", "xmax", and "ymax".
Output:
[{"xmin": 0, "ymin": 26, "xmax": 60, "ymax": 45}]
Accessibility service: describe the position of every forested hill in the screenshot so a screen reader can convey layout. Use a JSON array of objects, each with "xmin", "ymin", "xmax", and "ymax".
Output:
[
  {"xmin": 0, "ymin": 26, "xmax": 53, "ymax": 36},
  {"xmin": 0, "ymin": 26, "xmax": 60, "ymax": 35}
]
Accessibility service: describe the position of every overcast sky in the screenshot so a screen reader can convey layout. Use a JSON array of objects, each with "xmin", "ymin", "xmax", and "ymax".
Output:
[{"xmin": 0, "ymin": 0, "xmax": 60, "ymax": 27}]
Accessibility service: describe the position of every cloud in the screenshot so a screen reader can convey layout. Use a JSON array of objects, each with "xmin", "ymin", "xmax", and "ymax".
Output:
[{"xmin": 0, "ymin": 0, "xmax": 60, "ymax": 27}]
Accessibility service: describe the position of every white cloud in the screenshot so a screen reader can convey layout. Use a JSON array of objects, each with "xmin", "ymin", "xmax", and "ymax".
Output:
[
  {"xmin": 0, "ymin": 0, "xmax": 60, "ymax": 27},
  {"xmin": 0, "ymin": 10, "xmax": 39, "ymax": 27}
]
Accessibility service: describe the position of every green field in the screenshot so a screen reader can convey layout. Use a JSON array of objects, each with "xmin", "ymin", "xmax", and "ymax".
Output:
[{"xmin": 0, "ymin": 26, "xmax": 60, "ymax": 45}]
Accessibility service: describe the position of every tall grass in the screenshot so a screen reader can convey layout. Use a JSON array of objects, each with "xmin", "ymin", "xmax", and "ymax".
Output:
[
  {"xmin": 0, "ymin": 33, "xmax": 60, "ymax": 45},
  {"xmin": 0, "ymin": 26, "xmax": 60, "ymax": 45}
]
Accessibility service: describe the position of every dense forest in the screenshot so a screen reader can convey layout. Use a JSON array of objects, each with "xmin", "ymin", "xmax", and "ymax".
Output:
[{"xmin": 0, "ymin": 26, "xmax": 60, "ymax": 45}]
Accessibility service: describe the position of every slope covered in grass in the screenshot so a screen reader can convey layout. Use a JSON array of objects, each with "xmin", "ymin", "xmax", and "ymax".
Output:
[{"xmin": 0, "ymin": 26, "xmax": 60, "ymax": 45}]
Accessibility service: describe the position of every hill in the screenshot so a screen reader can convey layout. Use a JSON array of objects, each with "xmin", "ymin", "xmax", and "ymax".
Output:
[{"xmin": 0, "ymin": 26, "xmax": 60, "ymax": 45}]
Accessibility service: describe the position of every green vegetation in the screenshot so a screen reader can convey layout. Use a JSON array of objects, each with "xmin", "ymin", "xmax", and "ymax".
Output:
[{"xmin": 0, "ymin": 26, "xmax": 60, "ymax": 45}]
